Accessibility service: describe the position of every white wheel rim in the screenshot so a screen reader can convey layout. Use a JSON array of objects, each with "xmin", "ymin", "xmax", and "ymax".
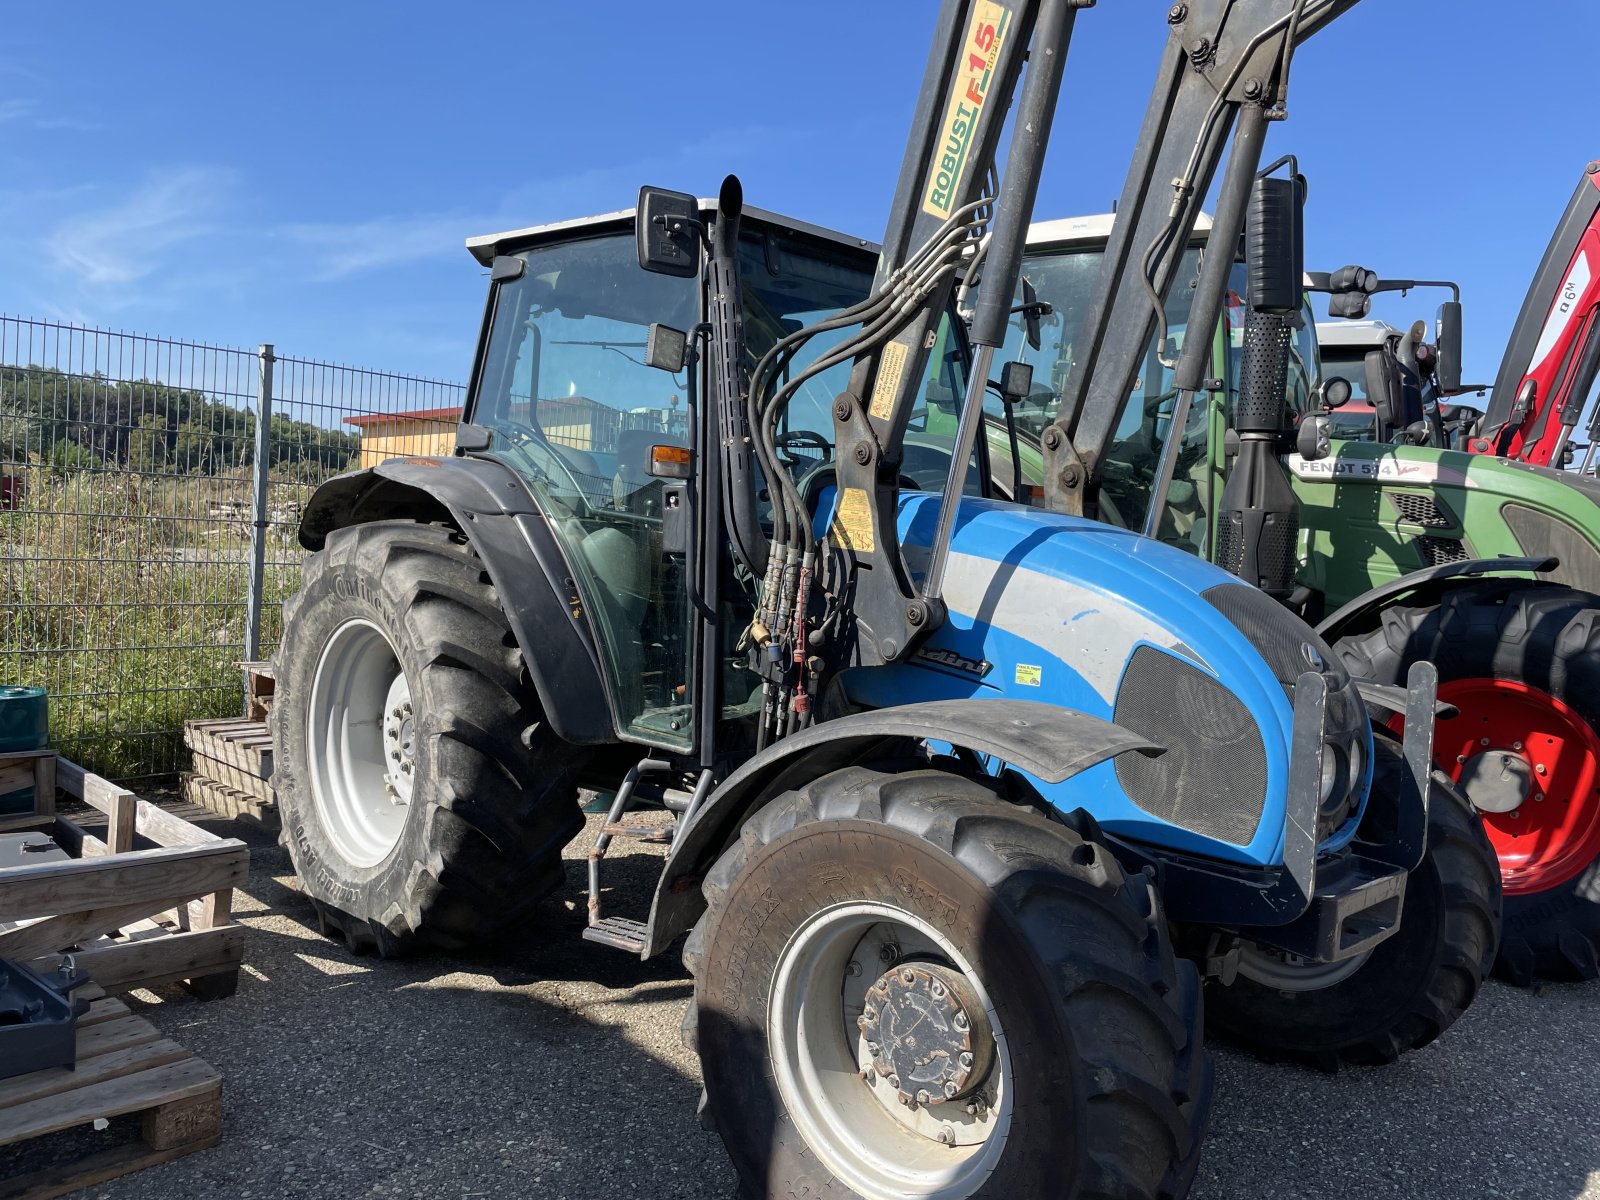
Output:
[
  {"xmin": 1234, "ymin": 941, "xmax": 1373, "ymax": 992},
  {"xmin": 306, "ymin": 618, "xmax": 413, "ymax": 868},
  {"xmin": 767, "ymin": 901, "xmax": 1011, "ymax": 1199}
]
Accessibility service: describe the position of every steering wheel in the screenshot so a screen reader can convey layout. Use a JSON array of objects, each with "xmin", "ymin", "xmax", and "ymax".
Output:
[{"xmin": 774, "ymin": 429, "xmax": 833, "ymax": 467}]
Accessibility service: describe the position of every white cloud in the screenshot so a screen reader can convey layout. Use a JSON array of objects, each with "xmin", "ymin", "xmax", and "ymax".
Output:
[
  {"xmin": 46, "ymin": 167, "xmax": 233, "ymax": 287},
  {"xmin": 0, "ymin": 99, "xmax": 38, "ymax": 123},
  {"xmin": 280, "ymin": 214, "xmax": 479, "ymax": 281}
]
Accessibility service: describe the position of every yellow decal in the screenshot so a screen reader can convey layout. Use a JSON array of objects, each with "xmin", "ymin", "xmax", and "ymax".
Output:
[
  {"xmin": 869, "ymin": 338, "xmax": 911, "ymax": 420},
  {"xmin": 923, "ymin": 0, "xmax": 1010, "ymax": 218},
  {"xmin": 1015, "ymin": 663, "xmax": 1042, "ymax": 687},
  {"xmin": 831, "ymin": 486, "xmax": 877, "ymax": 554}
]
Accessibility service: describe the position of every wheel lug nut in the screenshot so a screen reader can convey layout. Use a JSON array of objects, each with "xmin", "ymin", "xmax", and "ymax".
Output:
[
  {"xmin": 1481, "ymin": 737, "xmax": 1491, "ymax": 746},
  {"xmin": 1537, "ymin": 763, "xmax": 1547, "ymax": 775},
  {"xmin": 943, "ymin": 1080, "xmax": 959, "ymax": 1098},
  {"xmin": 900, "ymin": 968, "xmax": 916, "ymax": 985},
  {"xmin": 916, "ymin": 1089, "xmax": 930, "ymax": 1105},
  {"xmin": 958, "ymin": 1051, "xmax": 973, "ymax": 1069},
  {"xmin": 953, "ymin": 1013, "xmax": 969, "ymax": 1033},
  {"xmin": 938, "ymin": 1126, "xmax": 956, "ymax": 1146},
  {"xmin": 1513, "ymin": 741, "xmax": 1524, "ymax": 750}
]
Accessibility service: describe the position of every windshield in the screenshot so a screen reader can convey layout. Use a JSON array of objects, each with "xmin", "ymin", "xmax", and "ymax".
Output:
[
  {"xmin": 997, "ymin": 244, "xmax": 1213, "ymax": 543},
  {"xmin": 1316, "ymin": 346, "xmax": 1382, "ymax": 441}
]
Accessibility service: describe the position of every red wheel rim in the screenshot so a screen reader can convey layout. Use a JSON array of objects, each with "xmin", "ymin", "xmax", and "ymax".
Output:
[{"xmin": 1389, "ymin": 678, "xmax": 1600, "ymax": 895}]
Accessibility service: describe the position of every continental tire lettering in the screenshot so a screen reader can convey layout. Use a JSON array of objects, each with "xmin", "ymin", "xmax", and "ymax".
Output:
[{"xmin": 892, "ymin": 866, "xmax": 960, "ymax": 928}]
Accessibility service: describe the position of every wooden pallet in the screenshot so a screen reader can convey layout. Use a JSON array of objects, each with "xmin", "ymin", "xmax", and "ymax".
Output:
[
  {"xmin": 239, "ymin": 661, "xmax": 275, "ymax": 722},
  {"xmin": 178, "ymin": 773, "xmax": 278, "ymax": 832},
  {"xmin": 182, "ymin": 719, "xmax": 274, "ymax": 811},
  {"xmin": 0, "ymin": 756, "xmax": 248, "ymax": 997},
  {"xmin": 0, "ymin": 989, "xmax": 222, "ymax": 1199}
]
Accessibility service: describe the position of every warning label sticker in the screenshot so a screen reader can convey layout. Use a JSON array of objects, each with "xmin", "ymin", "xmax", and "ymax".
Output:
[
  {"xmin": 831, "ymin": 487, "xmax": 877, "ymax": 554},
  {"xmin": 923, "ymin": 0, "xmax": 1010, "ymax": 218},
  {"xmin": 1014, "ymin": 663, "xmax": 1042, "ymax": 687},
  {"xmin": 869, "ymin": 339, "xmax": 911, "ymax": 420}
]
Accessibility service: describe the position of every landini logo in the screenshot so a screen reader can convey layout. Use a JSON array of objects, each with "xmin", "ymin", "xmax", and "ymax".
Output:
[{"xmin": 923, "ymin": 0, "xmax": 1010, "ymax": 219}]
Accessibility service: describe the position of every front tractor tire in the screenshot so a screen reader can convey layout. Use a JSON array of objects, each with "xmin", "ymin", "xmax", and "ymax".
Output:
[
  {"xmin": 271, "ymin": 520, "xmax": 587, "ymax": 955},
  {"xmin": 1335, "ymin": 583, "xmax": 1600, "ymax": 984},
  {"xmin": 1206, "ymin": 733, "xmax": 1500, "ymax": 1070},
  {"xmin": 685, "ymin": 764, "xmax": 1211, "ymax": 1200}
]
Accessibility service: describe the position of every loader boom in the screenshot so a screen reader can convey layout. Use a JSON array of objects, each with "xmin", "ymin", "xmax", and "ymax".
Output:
[{"xmin": 1036, "ymin": 0, "xmax": 1357, "ymax": 519}]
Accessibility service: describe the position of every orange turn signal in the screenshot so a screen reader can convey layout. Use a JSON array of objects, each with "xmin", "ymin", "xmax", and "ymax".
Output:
[{"xmin": 649, "ymin": 444, "xmax": 692, "ymax": 479}]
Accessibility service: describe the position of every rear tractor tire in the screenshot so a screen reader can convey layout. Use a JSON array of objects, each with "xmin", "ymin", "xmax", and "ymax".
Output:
[
  {"xmin": 685, "ymin": 764, "xmax": 1211, "ymax": 1200},
  {"xmin": 1206, "ymin": 732, "xmax": 1500, "ymax": 1070},
  {"xmin": 270, "ymin": 520, "xmax": 588, "ymax": 955},
  {"xmin": 1335, "ymin": 583, "xmax": 1600, "ymax": 984}
]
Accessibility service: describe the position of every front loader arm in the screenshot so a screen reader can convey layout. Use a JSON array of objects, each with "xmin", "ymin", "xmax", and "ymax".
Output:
[
  {"xmin": 746, "ymin": 0, "xmax": 1091, "ymax": 748},
  {"xmin": 1038, "ymin": 0, "xmax": 1358, "ymax": 518}
]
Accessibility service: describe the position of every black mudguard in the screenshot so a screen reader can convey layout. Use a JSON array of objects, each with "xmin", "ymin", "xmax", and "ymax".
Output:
[
  {"xmin": 1314, "ymin": 555, "xmax": 1556, "ymax": 646},
  {"xmin": 642, "ymin": 699, "xmax": 1163, "ymax": 957},
  {"xmin": 298, "ymin": 456, "xmax": 616, "ymax": 745}
]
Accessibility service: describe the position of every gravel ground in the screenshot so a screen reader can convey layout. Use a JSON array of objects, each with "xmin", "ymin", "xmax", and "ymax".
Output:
[{"xmin": 24, "ymin": 806, "xmax": 1600, "ymax": 1200}]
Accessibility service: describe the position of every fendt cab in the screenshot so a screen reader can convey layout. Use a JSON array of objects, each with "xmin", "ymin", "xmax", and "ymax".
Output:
[
  {"xmin": 269, "ymin": 2, "xmax": 1493, "ymax": 1195},
  {"xmin": 1014, "ymin": 183, "xmax": 1593, "ymax": 986}
]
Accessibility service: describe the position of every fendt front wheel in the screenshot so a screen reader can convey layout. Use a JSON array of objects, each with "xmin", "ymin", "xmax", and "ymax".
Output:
[
  {"xmin": 271, "ymin": 520, "xmax": 588, "ymax": 954},
  {"xmin": 1336, "ymin": 583, "xmax": 1600, "ymax": 984},
  {"xmin": 685, "ymin": 765, "xmax": 1210, "ymax": 1200},
  {"xmin": 1206, "ymin": 733, "xmax": 1500, "ymax": 1070}
]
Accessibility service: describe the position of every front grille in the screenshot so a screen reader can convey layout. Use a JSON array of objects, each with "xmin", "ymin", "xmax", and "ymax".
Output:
[
  {"xmin": 1388, "ymin": 491, "xmax": 1455, "ymax": 528},
  {"xmin": 1201, "ymin": 581, "xmax": 1365, "ymax": 840},
  {"xmin": 1201, "ymin": 582, "xmax": 1349, "ymax": 693},
  {"xmin": 1113, "ymin": 647, "xmax": 1267, "ymax": 845}
]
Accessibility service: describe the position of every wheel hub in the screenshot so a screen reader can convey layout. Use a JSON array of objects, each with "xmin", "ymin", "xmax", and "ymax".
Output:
[
  {"xmin": 859, "ymin": 962, "xmax": 993, "ymax": 1106},
  {"xmin": 381, "ymin": 673, "xmax": 415, "ymax": 806},
  {"xmin": 1457, "ymin": 750, "xmax": 1534, "ymax": 814}
]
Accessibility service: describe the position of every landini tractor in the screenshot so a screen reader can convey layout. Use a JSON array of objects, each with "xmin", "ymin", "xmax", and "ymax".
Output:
[
  {"xmin": 1013, "ymin": 154, "xmax": 1597, "ymax": 987},
  {"xmin": 270, "ymin": 2, "xmax": 1494, "ymax": 1195}
]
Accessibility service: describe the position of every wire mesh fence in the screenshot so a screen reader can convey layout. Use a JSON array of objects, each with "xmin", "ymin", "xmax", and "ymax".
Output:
[{"xmin": 0, "ymin": 315, "xmax": 465, "ymax": 784}]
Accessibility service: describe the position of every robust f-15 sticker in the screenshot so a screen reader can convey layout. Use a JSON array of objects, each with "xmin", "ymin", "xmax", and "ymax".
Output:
[{"xmin": 923, "ymin": 0, "xmax": 1009, "ymax": 219}]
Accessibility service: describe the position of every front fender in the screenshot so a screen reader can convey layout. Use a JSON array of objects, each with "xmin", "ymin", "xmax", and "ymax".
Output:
[
  {"xmin": 1315, "ymin": 555, "xmax": 1556, "ymax": 645},
  {"xmin": 642, "ymin": 699, "xmax": 1162, "ymax": 957},
  {"xmin": 298, "ymin": 457, "xmax": 616, "ymax": 745}
]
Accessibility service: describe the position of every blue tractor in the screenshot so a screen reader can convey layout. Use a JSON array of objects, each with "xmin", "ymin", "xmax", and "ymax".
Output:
[{"xmin": 270, "ymin": 2, "xmax": 1497, "ymax": 1196}]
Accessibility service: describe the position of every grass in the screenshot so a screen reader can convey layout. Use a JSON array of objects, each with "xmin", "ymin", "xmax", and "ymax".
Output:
[{"xmin": 0, "ymin": 466, "xmax": 309, "ymax": 782}]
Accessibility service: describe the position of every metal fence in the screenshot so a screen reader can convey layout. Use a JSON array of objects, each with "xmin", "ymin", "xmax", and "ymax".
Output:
[{"xmin": 0, "ymin": 315, "xmax": 465, "ymax": 784}]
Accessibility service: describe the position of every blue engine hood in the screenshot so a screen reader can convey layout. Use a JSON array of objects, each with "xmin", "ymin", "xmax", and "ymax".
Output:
[{"xmin": 837, "ymin": 493, "xmax": 1320, "ymax": 867}]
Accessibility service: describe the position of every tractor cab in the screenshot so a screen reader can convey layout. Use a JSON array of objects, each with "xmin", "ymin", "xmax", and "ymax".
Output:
[{"xmin": 458, "ymin": 205, "xmax": 976, "ymax": 752}]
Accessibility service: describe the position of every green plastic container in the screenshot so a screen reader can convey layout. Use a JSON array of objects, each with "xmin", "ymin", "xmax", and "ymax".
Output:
[{"xmin": 0, "ymin": 686, "xmax": 47, "ymax": 816}]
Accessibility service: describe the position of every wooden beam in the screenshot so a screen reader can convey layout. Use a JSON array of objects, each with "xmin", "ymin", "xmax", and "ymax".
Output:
[
  {"xmin": 28, "ymin": 925, "xmax": 245, "ymax": 995},
  {"xmin": 0, "ymin": 897, "xmax": 190, "ymax": 960},
  {"xmin": 0, "ymin": 842, "xmax": 247, "ymax": 923},
  {"xmin": 0, "ymin": 1058, "xmax": 220, "ymax": 1147},
  {"xmin": 106, "ymin": 791, "xmax": 137, "ymax": 856}
]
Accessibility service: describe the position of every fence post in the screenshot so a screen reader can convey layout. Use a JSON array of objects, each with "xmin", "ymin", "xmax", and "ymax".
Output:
[{"xmin": 243, "ymin": 344, "xmax": 275, "ymax": 697}]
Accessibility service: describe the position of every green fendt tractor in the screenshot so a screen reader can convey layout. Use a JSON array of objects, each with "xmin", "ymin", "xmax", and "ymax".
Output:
[{"xmin": 1008, "ymin": 208, "xmax": 1600, "ymax": 985}]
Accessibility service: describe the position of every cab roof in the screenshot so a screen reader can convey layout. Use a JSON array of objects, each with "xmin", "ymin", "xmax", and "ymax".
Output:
[
  {"xmin": 1026, "ymin": 211, "xmax": 1214, "ymax": 248},
  {"xmin": 1315, "ymin": 319, "xmax": 1400, "ymax": 348},
  {"xmin": 466, "ymin": 202, "xmax": 877, "ymax": 266}
]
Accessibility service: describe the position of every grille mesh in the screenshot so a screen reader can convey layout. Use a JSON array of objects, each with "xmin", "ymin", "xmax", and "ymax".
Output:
[
  {"xmin": 1202, "ymin": 582, "xmax": 1348, "ymax": 691},
  {"xmin": 1113, "ymin": 647, "xmax": 1267, "ymax": 845},
  {"xmin": 1388, "ymin": 491, "xmax": 1454, "ymax": 528},
  {"xmin": 1415, "ymin": 536, "xmax": 1470, "ymax": 566}
]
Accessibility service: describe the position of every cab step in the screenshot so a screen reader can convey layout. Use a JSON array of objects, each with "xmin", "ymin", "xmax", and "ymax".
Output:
[{"xmin": 582, "ymin": 916, "xmax": 647, "ymax": 954}]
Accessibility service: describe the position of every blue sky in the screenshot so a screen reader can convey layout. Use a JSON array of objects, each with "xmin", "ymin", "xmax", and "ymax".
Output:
[{"xmin": 0, "ymin": 3, "xmax": 1593, "ymax": 386}]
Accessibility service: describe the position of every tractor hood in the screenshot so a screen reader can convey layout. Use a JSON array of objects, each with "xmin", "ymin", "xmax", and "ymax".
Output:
[{"xmin": 838, "ymin": 494, "xmax": 1372, "ymax": 868}]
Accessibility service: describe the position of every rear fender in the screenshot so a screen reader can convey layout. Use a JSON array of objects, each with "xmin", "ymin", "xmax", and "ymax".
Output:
[
  {"xmin": 298, "ymin": 457, "xmax": 616, "ymax": 745},
  {"xmin": 642, "ymin": 699, "xmax": 1162, "ymax": 957}
]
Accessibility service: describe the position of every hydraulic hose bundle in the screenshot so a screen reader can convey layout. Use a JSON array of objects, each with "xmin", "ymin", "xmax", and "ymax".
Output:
[{"xmin": 744, "ymin": 201, "xmax": 994, "ymax": 748}]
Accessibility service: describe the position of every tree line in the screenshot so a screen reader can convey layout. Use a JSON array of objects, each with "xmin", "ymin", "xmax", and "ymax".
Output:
[{"xmin": 0, "ymin": 365, "xmax": 359, "ymax": 479}]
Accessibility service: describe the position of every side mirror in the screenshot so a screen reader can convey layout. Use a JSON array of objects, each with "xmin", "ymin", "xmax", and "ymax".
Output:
[
  {"xmin": 636, "ymin": 186, "xmax": 703, "ymax": 278},
  {"xmin": 490, "ymin": 255, "xmax": 525, "ymax": 283},
  {"xmin": 1019, "ymin": 277, "xmax": 1045, "ymax": 352},
  {"xmin": 998, "ymin": 361, "xmax": 1033, "ymax": 405},
  {"xmin": 1365, "ymin": 349, "xmax": 1397, "ymax": 427},
  {"xmin": 1322, "ymin": 376, "xmax": 1353, "ymax": 410},
  {"xmin": 1436, "ymin": 300, "xmax": 1464, "ymax": 394},
  {"xmin": 1246, "ymin": 174, "xmax": 1305, "ymax": 313},
  {"xmin": 645, "ymin": 324, "xmax": 689, "ymax": 373},
  {"xmin": 1297, "ymin": 413, "xmax": 1334, "ymax": 461}
]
